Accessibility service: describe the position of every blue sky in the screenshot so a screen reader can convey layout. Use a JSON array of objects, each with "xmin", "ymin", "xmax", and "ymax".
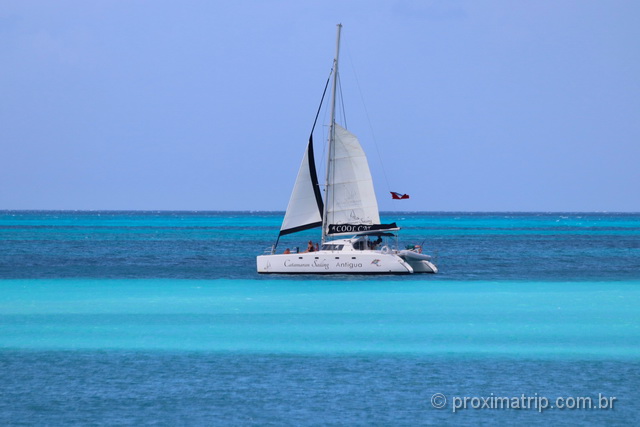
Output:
[{"xmin": 1, "ymin": 0, "xmax": 638, "ymax": 211}]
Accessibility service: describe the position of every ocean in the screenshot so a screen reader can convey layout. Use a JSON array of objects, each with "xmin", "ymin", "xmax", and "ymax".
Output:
[{"xmin": 1, "ymin": 211, "xmax": 639, "ymax": 425}]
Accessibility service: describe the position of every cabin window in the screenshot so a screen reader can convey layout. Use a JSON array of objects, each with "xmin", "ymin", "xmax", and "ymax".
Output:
[
  {"xmin": 353, "ymin": 241, "xmax": 366, "ymax": 250},
  {"xmin": 321, "ymin": 244, "xmax": 344, "ymax": 251}
]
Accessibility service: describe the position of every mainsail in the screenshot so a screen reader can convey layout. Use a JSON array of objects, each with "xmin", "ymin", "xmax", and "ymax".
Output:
[
  {"xmin": 325, "ymin": 124, "xmax": 380, "ymax": 226},
  {"xmin": 279, "ymin": 136, "xmax": 324, "ymax": 236},
  {"xmin": 324, "ymin": 124, "xmax": 398, "ymax": 236}
]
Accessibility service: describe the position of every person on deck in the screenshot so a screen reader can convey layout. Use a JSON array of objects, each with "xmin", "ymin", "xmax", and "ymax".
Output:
[{"xmin": 369, "ymin": 236, "xmax": 383, "ymax": 249}]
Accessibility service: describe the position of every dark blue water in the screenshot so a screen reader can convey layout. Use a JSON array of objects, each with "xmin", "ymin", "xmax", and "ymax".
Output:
[
  {"xmin": 1, "ymin": 211, "xmax": 638, "ymax": 281},
  {"xmin": 1, "ymin": 211, "xmax": 639, "ymax": 425}
]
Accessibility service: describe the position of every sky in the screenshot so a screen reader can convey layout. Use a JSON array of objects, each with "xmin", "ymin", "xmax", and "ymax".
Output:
[{"xmin": 1, "ymin": 0, "xmax": 639, "ymax": 212}]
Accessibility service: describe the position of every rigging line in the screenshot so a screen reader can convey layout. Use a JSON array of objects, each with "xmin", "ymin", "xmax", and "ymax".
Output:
[
  {"xmin": 320, "ymin": 106, "xmax": 329, "ymax": 187},
  {"xmin": 343, "ymin": 38, "xmax": 392, "ymax": 193},
  {"xmin": 319, "ymin": 63, "xmax": 335, "ymax": 189},
  {"xmin": 337, "ymin": 71, "xmax": 348, "ymax": 129},
  {"xmin": 311, "ymin": 64, "xmax": 335, "ymax": 136},
  {"xmin": 274, "ymin": 65, "xmax": 331, "ymax": 250}
]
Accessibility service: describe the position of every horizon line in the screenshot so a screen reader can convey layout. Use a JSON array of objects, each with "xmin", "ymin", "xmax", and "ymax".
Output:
[{"xmin": 1, "ymin": 209, "xmax": 639, "ymax": 214}]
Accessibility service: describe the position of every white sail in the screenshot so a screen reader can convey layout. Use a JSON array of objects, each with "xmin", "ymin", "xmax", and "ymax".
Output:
[
  {"xmin": 256, "ymin": 24, "xmax": 437, "ymax": 274},
  {"xmin": 280, "ymin": 139, "xmax": 323, "ymax": 235},
  {"xmin": 325, "ymin": 124, "xmax": 381, "ymax": 232}
]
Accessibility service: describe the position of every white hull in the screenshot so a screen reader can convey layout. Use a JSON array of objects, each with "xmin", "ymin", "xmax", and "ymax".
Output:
[
  {"xmin": 257, "ymin": 250, "xmax": 415, "ymax": 274},
  {"xmin": 405, "ymin": 259, "xmax": 438, "ymax": 273},
  {"xmin": 398, "ymin": 250, "xmax": 439, "ymax": 273}
]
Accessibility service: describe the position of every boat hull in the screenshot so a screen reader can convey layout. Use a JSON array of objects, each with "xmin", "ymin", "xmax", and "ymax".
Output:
[
  {"xmin": 398, "ymin": 250, "xmax": 439, "ymax": 273},
  {"xmin": 257, "ymin": 251, "xmax": 414, "ymax": 274}
]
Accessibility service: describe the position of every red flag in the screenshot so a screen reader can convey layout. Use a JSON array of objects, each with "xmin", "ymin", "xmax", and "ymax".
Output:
[{"xmin": 390, "ymin": 192, "xmax": 410, "ymax": 200}]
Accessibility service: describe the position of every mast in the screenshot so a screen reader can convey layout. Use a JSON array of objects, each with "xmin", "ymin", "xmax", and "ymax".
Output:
[{"xmin": 322, "ymin": 23, "xmax": 342, "ymax": 243}]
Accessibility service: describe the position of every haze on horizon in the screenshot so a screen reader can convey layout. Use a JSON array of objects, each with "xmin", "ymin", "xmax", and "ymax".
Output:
[{"xmin": 1, "ymin": 1, "xmax": 638, "ymax": 212}]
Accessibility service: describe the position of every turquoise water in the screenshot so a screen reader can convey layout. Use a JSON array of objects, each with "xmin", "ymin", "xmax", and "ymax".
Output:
[
  {"xmin": 2, "ymin": 279, "xmax": 639, "ymax": 357},
  {"xmin": 1, "ymin": 211, "xmax": 639, "ymax": 424}
]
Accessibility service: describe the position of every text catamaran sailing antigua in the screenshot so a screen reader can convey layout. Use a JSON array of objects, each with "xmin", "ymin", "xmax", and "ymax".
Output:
[{"xmin": 257, "ymin": 24, "xmax": 437, "ymax": 274}]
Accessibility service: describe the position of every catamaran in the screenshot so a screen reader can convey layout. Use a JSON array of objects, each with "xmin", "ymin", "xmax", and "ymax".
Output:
[{"xmin": 257, "ymin": 24, "xmax": 437, "ymax": 274}]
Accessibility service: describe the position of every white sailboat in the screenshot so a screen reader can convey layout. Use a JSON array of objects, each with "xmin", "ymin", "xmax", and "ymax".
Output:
[{"xmin": 257, "ymin": 24, "xmax": 437, "ymax": 274}]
